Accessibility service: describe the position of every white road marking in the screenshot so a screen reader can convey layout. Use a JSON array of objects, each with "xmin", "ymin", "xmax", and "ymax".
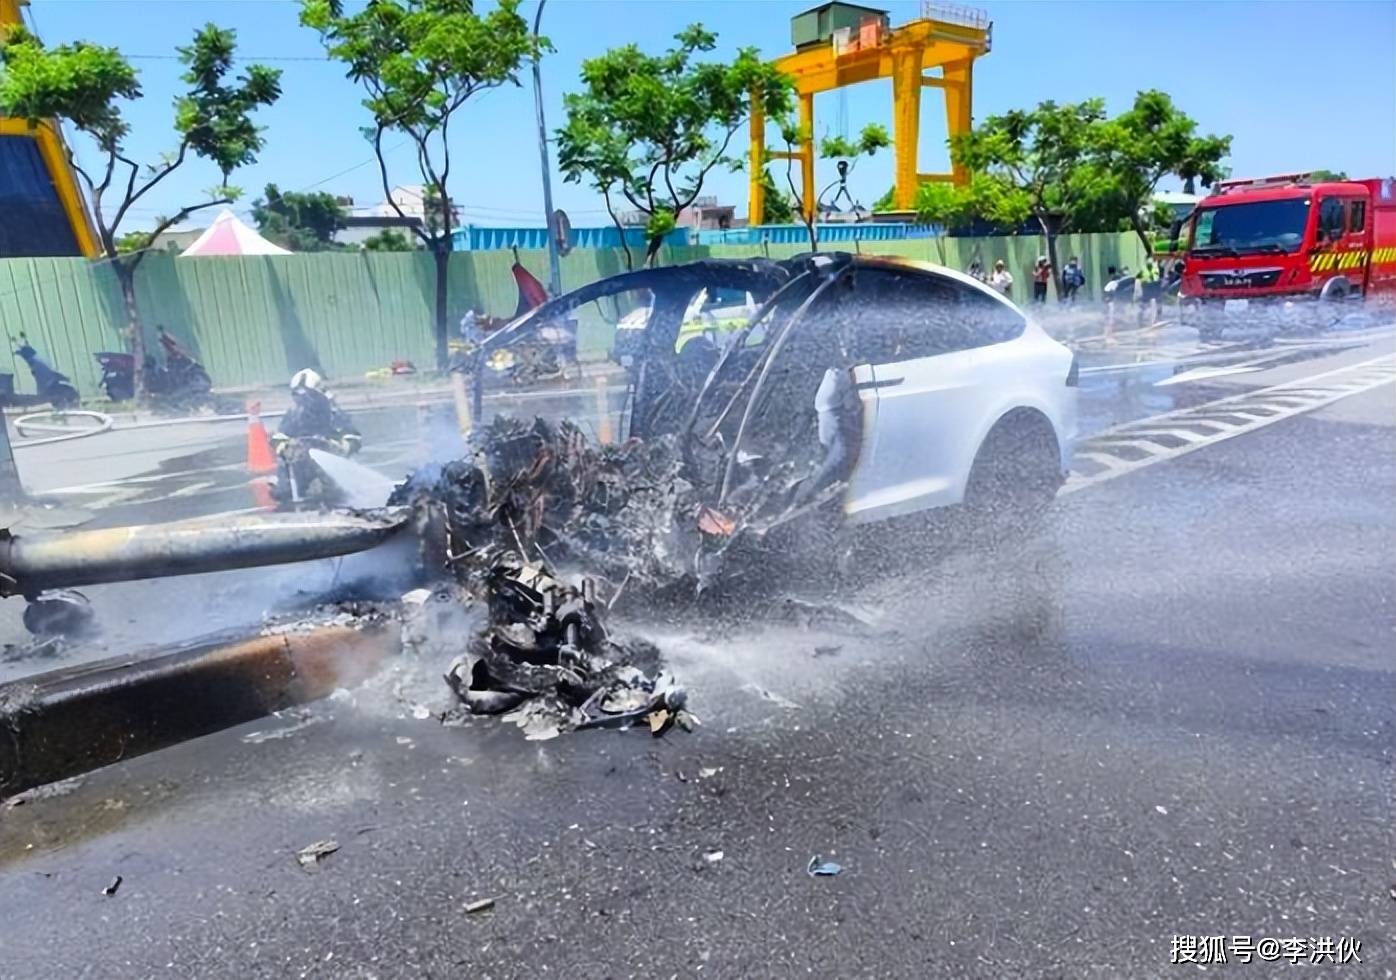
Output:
[
  {"xmin": 1064, "ymin": 354, "xmax": 1396, "ymax": 495},
  {"xmin": 1154, "ymin": 364, "xmax": 1263, "ymax": 387}
]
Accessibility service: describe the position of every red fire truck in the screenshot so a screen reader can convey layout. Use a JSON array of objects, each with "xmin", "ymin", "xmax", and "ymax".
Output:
[{"xmin": 1180, "ymin": 173, "xmax": 1396, "ymax": 336}]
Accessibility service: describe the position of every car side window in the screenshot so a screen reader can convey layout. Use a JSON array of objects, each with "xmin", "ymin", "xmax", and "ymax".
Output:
[
  {"xmin": 1348, "ymin": 200, "xmax": 1366, "ymax": 234},
  {"xmin": 1318, "ymin": 197, "xmax": 1346, "ymax": 242},
  {"xmin": 833, "ymin": 267, "xmax": 1024, "ymax": 363}
]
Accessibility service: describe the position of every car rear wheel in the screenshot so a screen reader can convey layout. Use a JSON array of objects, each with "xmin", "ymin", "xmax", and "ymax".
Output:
[{"xmin": 962, "ymin": 413, "xmax": 1062, "ymax": 538}]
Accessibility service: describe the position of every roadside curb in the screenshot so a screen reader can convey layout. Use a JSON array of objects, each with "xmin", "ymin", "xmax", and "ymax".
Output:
[{"xmin": 0, "ymin": 625, "xmax": 398, "ymax": 799}]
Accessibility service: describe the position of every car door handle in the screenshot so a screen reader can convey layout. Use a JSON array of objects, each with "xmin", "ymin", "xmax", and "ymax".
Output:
[{"xmin": 854, "ymin": 376, "xmax": 904, "ymax": 391}]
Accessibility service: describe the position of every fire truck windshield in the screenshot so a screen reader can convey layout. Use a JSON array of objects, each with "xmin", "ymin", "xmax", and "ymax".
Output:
[{"xmin": 1191, "ymin": 198, "xmax": 1310, "ymax": 256}]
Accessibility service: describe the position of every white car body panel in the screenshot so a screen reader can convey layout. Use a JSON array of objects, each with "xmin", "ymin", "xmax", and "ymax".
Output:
[{"xmin": 839, "ymin": 267, "xmax": 1077, "ymax": 524}]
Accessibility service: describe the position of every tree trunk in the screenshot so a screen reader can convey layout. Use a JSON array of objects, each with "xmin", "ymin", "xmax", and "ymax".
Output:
[
  {"xmin": 1038, "ymin": 213, "xmax": 1063, "ymax": 300},
  {"xmin": 115, "ymin": 258, "xmax": 148, "ymax": 402},
  {"xmin": 432, "ymin": 244, "xmax": 450, "ymax": 372},
  {"xmin": 645, "ymin": 235, "xmax": 665, "ymax": 268},
  {"xmin": 1129, "ymin": 213, "xmax": 1154, "ymax": 257}
]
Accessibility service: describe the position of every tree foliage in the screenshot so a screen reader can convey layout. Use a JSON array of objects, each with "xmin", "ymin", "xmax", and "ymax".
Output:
[
  {"xmin": 758, "ymin": 165, "xmax": 795, "ymax": 224},
  {"xmin": 252, "ymin": 183, "xmax": 348, "ymax": 251},
  {"xmin": 1308, "ymin": 169, "xmax": 1348, "ymax": 182},
  {"xmin": 947, "ymin": 93, "xmax": 1230, "ymax": 285},
  {"xmin": 819, "ymin": 123, "xmax": 890, "ymax": 163},
  {"xmin": 0, "ymin": 23, "xmax": 281, "ymax": 398},
  {"xmin": 361, "ymin": 228, "xmax": 415, "ymax": 251},
  {"xmin": 302, "ymin": 0, "xmax": 546, "ymax": 366},
  {"xmin": 951, "ymin": 98, "xmax": 1106, "ymax": 290},
  {"xmin": 1084, "ymin": 90, "xmax": 1230, "ymax": 248},
  {"xmin": 557, "ymin": 24, "xmax": 794, "ymax": 266}
]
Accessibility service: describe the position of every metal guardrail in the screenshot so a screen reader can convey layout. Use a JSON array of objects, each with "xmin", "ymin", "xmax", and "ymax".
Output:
[{"xmin": 922, "ymin": 2, "xmax": 991, "ymax": 30}]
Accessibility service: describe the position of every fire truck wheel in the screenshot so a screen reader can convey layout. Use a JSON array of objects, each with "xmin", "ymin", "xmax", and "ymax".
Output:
[{"xmin": 1319, "ymin": 278, "xmax": 1351, "ymax": 303}]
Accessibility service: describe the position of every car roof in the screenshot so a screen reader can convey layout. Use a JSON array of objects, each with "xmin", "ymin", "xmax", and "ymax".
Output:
[
  {"xmin": 481, "ymin": 251, "xmax": 1022, "ymax": 353},
  {"xmin": 837, "ymin": 252, "xmax": 1025, "ymax": 317}
]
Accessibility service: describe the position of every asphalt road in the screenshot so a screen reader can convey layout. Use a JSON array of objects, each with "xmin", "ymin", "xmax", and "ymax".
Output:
[{"xmin": 1, "ymin": 318, "xmax": 1393, "ymax": 977}]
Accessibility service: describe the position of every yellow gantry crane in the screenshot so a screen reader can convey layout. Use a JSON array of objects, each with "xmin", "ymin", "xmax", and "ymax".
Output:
[
  {"xmin": 0, "ymin": 0, "xmax": 101, "ymax": 257},
  {"xmin": 750, "ymin": 2, "xmax": 992, "ymax": 224}
]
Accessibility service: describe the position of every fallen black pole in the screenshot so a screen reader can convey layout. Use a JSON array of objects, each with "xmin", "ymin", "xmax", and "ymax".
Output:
[
  {"xmin": 0, "ymin": 509, "xmax": 408, "ymax": 597},
  {"xmin": 0, "ymin": 624, "xmax": 399, "ymax": 798}
]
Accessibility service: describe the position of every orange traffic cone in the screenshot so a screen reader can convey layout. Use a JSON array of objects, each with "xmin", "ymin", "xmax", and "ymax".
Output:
[
  {"xmin": 250, "ymin": 478, "xmax": 276, "ymax": 510},
  {"xmin": 246, "ymin": 400, "xmax": 276, "ymax": 474}
]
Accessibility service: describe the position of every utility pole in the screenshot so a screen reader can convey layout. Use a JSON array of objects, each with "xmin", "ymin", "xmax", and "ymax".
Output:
[{"xmin": 531, "ymin": 0, "xmax": 563, "ymax": 299}]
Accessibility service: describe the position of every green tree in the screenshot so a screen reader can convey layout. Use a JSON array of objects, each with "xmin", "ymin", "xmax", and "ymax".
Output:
[
  {"xmin": 775, "ymin": 117, "xmax": 816, "ymax": 249},
  {"xmin": 1086, "ymin": 90, "xmax": 1230, "ymax": 253},
  {"xmin": 766, "ymin": 120, "xmax": 888, "ymax": 249},
  {"xmin": 758, "ymin": 163, "xmax": 795, "ymax": 225},
  {"xmin": 818, "ymin": 123, "xmax": 890, "ymax": 172},
  {"xmin": 912, "ymin": 182, "xmax": 976, "ymax": 264},
  {"xmin": 1308, "ymin": 169, "xmax": 1348, "ymax": 182},
  {"xmin": 361, "ymin": 228, "xmax": 415, "ymax": 252},
  {"xmin": 0, "ymin": 24, "xmax": 280, "ymax": 399},
  {"xmin": 301, "ymin": 0, "xmax": 546, "ymax": 370},
  {"xmin": 557, "ymin": 24, "xmax": 793, "ymax": 268},
  {"xmin": 952, "ymin": 99, "xmax": 1108, "ymax": 295},
  {"xmin": 252, "ymin": 183, "xmax": 348, "ymax": 251}
]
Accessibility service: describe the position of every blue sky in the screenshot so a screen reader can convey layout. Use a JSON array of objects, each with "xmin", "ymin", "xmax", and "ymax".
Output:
[{"xmin": 21, "ymin": 0, "xmax": 1396, "ymax": 231}]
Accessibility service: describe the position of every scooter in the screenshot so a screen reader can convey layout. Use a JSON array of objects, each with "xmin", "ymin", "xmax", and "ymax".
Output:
[
  {"xmin": 2, "ymin": 335, "xmax": 80, "ymax": 409},
  {"xmin": 94, "ymin": 328, "xmax": 214, "ymax": 406}
]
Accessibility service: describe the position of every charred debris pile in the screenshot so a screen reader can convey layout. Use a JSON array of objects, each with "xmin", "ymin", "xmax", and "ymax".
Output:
[{"xmin": 382, "ymin": 406, "xmax": 842, "ymax": 738}]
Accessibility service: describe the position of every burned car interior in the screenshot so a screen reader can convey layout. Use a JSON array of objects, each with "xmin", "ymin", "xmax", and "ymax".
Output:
[{"xmin": 475, "ymin": 254, "xmax": 881, "ymax": 539}]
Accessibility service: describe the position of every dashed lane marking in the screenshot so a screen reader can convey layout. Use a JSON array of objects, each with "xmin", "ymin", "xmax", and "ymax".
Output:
[{"xmin": 1063, "ymin": 354, "xmax": 1396, "ymax": 495}]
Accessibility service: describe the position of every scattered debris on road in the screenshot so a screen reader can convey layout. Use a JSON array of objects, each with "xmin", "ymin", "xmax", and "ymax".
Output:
[
  {"xmin": 4, "ymin": 774, "xmax": 85, "ymax": 809},
  {"xmin": 102, "ymin": 875, "xmax": 123, "ymax": 896},
  {"xmin": 813, "ymin": 644, "xmax": 842, "ymax": 658},
  {"xmin": 463, "ymin": 897, "xmax": 496, "ymax": 914},
  {"xmin": 807, "ymin": 856, "xmax": 844, "ymax": 877},
  {"xmin": 296, "ymin": 839, "xmax": 340, "ymax": 871},
  {"xmin": 240, "ymin": 709, "xmax": 327, "ymax": 744},
  {"xmin": 704, "ymin": 850, "xmax": 725, "ymax": 864},
  {"xmin": 434, "ymin": 552, "xmax": 695, "ymax": 737}
]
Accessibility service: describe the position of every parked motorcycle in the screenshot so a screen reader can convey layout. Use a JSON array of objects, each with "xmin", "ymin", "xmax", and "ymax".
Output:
[
  {"xmin": 1, "ymin": 335, "xmax": 80, "ymax": 409},
  {"xmin": 95, "ymin": 327, "xmax": 214, "ymax": 407}
]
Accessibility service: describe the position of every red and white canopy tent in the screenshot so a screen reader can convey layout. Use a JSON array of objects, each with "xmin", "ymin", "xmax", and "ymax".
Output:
[{"xmin": 178, "ymin": 208, "xmax": 292, "ymax": 257}]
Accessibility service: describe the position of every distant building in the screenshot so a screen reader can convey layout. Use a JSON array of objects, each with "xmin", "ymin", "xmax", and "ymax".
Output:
[
  {"xmin": 366, "ymin": 185, "xmax": 460, "ymax": 228},
  {"xmin": 616, "ymin": 196, "xmax": 736, "ymax": 231},
  {"xmin": 336, "ymin": 214, "xmax": 424, "ymax": 248},
  {"xmin": 149, "ymin": 227, "xmax": 206, "ymax": 254}
]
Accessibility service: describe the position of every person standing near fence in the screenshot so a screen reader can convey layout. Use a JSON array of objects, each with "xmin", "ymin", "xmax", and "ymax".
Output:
[
  {"xmin": 990, "ymin": 260, "xmax": 1014, "ymax": 300},
  {"xmin": 1061, "ymin": 256, "xmax": 1085, "ymax": 303},
  {"xmin": 1136, "ymin": 255, "xmax": 1161, "ymax": 327},
  {"xmin": 1031, "ymin": 256, "xmax": 1051, "ymax": 303}
]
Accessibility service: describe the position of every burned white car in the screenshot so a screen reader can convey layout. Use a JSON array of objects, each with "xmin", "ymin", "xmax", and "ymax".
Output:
[{"xmin": 484, "ymin": 251, "xmax": 1075, "ymax": 519}]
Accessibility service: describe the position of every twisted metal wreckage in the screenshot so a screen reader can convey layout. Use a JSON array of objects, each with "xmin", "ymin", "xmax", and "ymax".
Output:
[{"xmin": 1, "ymin": 256, "xmax": 875, "ymax": 763}]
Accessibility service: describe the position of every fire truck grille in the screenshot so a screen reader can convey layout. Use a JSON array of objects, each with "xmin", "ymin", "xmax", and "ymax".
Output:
[{"xmin": 1200, "ymin": 269, "xmax": 1282, "ymax": 289}]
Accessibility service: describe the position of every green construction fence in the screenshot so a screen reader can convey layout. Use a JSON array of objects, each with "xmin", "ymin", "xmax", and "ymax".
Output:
[{"xmin": 0, "ymin": 232, "xmax": 1146, "ymax": 396}]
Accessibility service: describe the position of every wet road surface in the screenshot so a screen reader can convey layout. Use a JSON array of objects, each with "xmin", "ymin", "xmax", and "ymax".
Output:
[{"xmin": 1, "ymin": 335, "xmax": 1392, "ymax": 976}]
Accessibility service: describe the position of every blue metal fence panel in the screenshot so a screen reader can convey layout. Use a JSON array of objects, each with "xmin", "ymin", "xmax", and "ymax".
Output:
[{"xmin": 453, "ymin": 225, "xmax": 690, "ymax": 251}]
